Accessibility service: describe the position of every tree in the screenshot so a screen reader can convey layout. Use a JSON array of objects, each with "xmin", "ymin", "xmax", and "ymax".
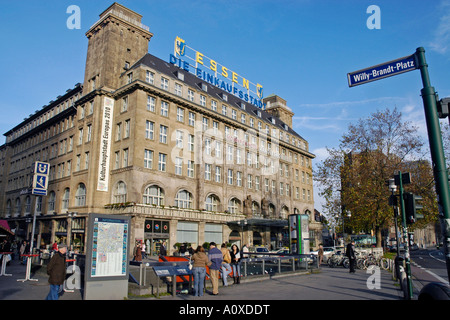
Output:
[{"xmin": 315, "ymin": 108, "xmax": 432, "ymax": 247}]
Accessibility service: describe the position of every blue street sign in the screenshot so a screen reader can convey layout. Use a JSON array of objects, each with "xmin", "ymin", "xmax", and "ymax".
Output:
[
  {"xmin": 34, "ymin": 161, "xmax": 50, "ymax": 175},
  {"xmin": 32, "ymin": 174, "xmax": 48, "ymax": 190},
  {"xmin": 348, "ymin": 54, "xmax": 418, "ymax": 87}
]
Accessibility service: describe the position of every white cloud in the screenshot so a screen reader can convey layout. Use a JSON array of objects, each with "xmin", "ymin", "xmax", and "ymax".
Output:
[{"xmin": 429, "ymin": 1, "xmax": 450, "ymax": 54}]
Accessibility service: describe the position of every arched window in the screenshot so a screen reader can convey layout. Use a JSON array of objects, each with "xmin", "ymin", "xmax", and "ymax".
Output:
[
  {"xmin": 6, "ymin": 200, "xmax": 11, "ymax": 215},
  {"xmin": 228, "ymin": 198, "xmax": 241, "ymax": 214},
  {"xmin": 113, "ymin": 181, "xmax": 127, "ymax": 203},
  {"xmin": 205, "ymin": 194, "xmax": 219, "ymax": 212},
  {"xmin": 14, "ymin": 198, "xmax": 21, "ymax": 215},
  {"xmin": 251, "ymin": 201, "xmax": 260, "ymax": 216},
  {"xmin": 268, "ymin": 203, "xmax": 275, "ymax": 217},
  {"xmin": 143, "ymin": 185, "xmax": 164, "ymax": 206},
  {"xmin": 280, "ymin": 206, "xmax": 289, "ymax": 219},
  {"xmin": 25, "ymin": 196, "xmax": 31, "ymax": 213},
  {"xmin": 48, "ymin": 191, "xmax": 56, "ymax": 212},
  {"xmin": 62, "ymin": 188, "xmax": 70, "ymax": 210},
  {"xmin": 175, "ymin": 190, "xmax": 193, "ymax": 209},
  {"xmin": 75, "ymin": 183, "xmax": 86, "ymax": 206}
]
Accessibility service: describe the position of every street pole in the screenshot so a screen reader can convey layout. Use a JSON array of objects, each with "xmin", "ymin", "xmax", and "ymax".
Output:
[
  {"xmin": 398, "ymin": 171, "xmax": 414, "ymax": 299},
  {"xmin": 415, "ymin": 47, "xmax": 450, "ymax": 283}
]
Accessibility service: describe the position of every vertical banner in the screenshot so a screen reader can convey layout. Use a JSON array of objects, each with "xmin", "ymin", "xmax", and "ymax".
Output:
[{"xmin": 97, "ymin": 97, "xmax": 114, "ymax": 191}]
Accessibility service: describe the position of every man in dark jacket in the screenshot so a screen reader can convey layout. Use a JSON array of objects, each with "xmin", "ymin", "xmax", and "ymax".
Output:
[
  {"xmin": 346, "ymin": 240, "xmax": 356, "ymax": 273},
  {"xmin": 208, "ymin": 242, "xmax": 223, "ymax": 295},
  {"xmin": 45, "ymin": 243, "xmax": 67, "ymax": 300}
]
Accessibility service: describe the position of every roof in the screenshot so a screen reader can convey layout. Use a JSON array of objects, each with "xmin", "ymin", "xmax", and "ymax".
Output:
[{"xmin": 131, "ymin": 53, "xmax": 306, "ymax": 142}]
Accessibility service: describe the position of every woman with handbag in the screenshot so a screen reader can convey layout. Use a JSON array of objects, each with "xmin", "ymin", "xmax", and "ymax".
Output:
[{"xmin": 191, "ymin": 246, "xmax": 211, "ymax": 296}]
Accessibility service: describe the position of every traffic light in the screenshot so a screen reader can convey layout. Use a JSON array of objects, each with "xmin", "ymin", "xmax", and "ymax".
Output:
[{"xmin": 404, "ymin": 192, "xmax": 424, "ymax": 224}]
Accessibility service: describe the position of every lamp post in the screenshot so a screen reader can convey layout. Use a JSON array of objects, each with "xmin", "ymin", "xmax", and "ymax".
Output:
[{"xmin": 388, "ymin": 179, "xmax": 400, "ymax": 256}]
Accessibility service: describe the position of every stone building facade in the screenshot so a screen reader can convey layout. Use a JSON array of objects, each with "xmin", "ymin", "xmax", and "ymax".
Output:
[{"xmin": 0, "ymin": 3, "xmax": 315, "ymax": 256}]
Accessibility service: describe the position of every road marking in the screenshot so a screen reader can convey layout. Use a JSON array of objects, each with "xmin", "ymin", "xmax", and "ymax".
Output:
[
  {"xmin": 429, "ymin": 250, "xmax": 446, "ymax": 263},
  {"xmin": 412, "ymin": 261, "xmax": 449, "ymax": 285}
]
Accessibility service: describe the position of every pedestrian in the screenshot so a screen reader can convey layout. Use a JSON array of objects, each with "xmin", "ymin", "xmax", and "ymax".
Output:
[
  {"xmin": 346, "ymin": 240, "xmax": 356, "ymax": 273},
  {"xmin": 230, "ymin": 244, "xmax": 241, "ymax": 284},
  {"xmin": 159, "ymin": 241, "xmax": 167, "ymax": 256},
  {"xmin": 52, "ymin": 241, "xmax": 58, "ymax": 252},
  {"xmin": 220, "ymin": 243, "xmax": 232, "ymax": 286},
  {"xmin": 318, "ymin": 244, "xmax": 324, "ymax": 266},
  {"xmin": 141, "ymin": 242, "xmax": 146, "ymax": 259},
  {"xmin": 208, "ymin": 242, "xmax": 223, "ymax": 295},
  {"xmin": 134, "ymin": 243, "xmax": 142, "ymax": 262},
  {"xmin": 20, "ymin": 240, "xmax": 28, "ymax": 265},
  {"xmin": 191, "ymin": 246, "xmax": 211, "ymax": 296},
  {"xmin": 45, "ymin": 243, "xmax": 67, "ymax": 300}
]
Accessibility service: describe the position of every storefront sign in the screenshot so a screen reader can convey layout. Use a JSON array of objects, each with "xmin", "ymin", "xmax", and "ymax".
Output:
[{"xmin": 170, "ymin": 36, "xmax": 265, "ymax": 109}]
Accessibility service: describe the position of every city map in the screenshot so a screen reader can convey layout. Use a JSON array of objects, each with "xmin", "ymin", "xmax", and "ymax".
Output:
[{"xmin": 91, "ymin": 217, "xmax": 128, "ymax": 277}]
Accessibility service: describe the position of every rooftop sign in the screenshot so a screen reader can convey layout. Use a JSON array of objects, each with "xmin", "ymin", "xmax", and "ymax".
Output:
[{"xmin": 169, "ymin": 36, "xmax": 265, "ymax": 109}]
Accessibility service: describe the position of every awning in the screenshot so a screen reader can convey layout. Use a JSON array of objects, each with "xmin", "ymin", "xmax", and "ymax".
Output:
[
  {"xmin": 0, "ymin": 220, "xmax": 14, "ymax": 235},
  {"xmin": 227, "ymin": 218, "xmax": 288, "ymax": 228}
]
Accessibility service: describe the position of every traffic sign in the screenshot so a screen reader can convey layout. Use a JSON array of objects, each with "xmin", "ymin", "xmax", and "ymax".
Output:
[
  {"xmin": 32, "ymin": 174, "xmax": 48, "ymax": 190},
  {"xmin": 34, "ymin": 161, "xmax": 50, "ymax": 175},
  {"xmin": 347, "ymin": 54, "xmax": 418, "ymax": 87},
  {"xmin": 31, "ymin": 188, "xmax": 47, "ymax": 196}
]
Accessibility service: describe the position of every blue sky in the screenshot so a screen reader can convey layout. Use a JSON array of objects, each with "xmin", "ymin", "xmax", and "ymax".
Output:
[{"xmin": 1, "ymin": 0, "xmax": 450, "ymax": 213}]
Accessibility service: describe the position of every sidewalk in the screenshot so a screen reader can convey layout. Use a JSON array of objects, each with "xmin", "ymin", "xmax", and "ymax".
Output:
[{"xmin": 0, "ymin": 257, "xmax": 403, "ymax": 300}]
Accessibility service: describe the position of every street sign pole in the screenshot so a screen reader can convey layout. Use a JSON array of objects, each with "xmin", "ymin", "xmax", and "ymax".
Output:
[
  {"xmin": 415, "ymin": 47, "xmax": 450, "ymax": 282},
  {"xmin": 397, "ymin": 171, "xmax": 413, "ymax": 299}
]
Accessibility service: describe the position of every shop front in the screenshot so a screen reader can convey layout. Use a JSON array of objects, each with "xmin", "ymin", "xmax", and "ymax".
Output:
[{"xmin": 144, "ymin": 219, "xmax": 170, "ymax": 256}]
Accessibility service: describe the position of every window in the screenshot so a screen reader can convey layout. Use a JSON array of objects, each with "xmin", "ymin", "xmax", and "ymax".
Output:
[
  {"xmin": 78, "ymin": 128, "xmax": 83, "ymax": 145},
  {"xmin": 188, "ymin": 112, "xmax": 195, "ymax": 126},
  {"xmin": 159, "ymin": 125, "xmax": 168, "ymax": 144},
  {"xmin": 175, "ymin": 83, "xmax": 182, "ymax": 96},
  {"xmin": 75, "ymin": 183, "xmax": 86, "ymax": 206},
  {"xmin": 175, "ymin": 190, "xmax": 193, "ymax": 209},
  {"xmin": 205, "ymin": 163, "xmax": 212, "ymax": 180},
  {"xmin": 211, "ymin": 100, "xmax": 217, "ymax": 111},
  {"xmin": 124, "ymin": 120, "xmax": 130, "ymax": 138},
  {"xmin": 161, "ymin": 101, "xmax": 169, "ymax": 117},
  {"xmin": 116, "ymin": 123, "xmax": 122, "ymax": 141},
  {"xmin": 236, "ymin": 171, "xmax": 242, "ymax": 186},
  {"xmin": 188, "ymin": 89, "xmax": 194, "ymax": 102},
  {"xmin": 228, "ymin": 198, "xmax": 240, "ymax": 214},
  {"xmin": 227, "ymin": 169, "xmax": 233, "ymax": 185},
  {"xmin": 127, "ymin": 72, "xmax": 133, "ymax": 84},
  {"xmin": 187, "ymin": 160, "xmax": 194, "ymax": 178},
  {"xmin": 188, "ymin": 134, "xmax": 194, "ymax": 152},
  {"xmin": 177, "ymin": 107, "xmax": 184, "ymax": 122},
  {"xmin": 145, "ymin": 121, "xmax": 154, "ymax": 140},
  {"xmin": 158, "ymin": 153, "xmax": 167, "ymax": 171},
  {"xmin": 62, "ymin": 188, "xmax": 70, "ymax": 210},
  {"xmin": 200, "ymin": 95, "xmax": 206, "ymax": 106},
  {"xmin": 175, "ymin": 157, "xmax": 183, "ymax": 175},
  {"xmin": 147, "ymin": 95, "xmax": 155, "ymax": 112},
  {"xmin": 215, "ymin": 166, "xmax": 221, "ymax": 183},
  {"xmin": 48, "ymin": 191, "xmax": 56, "ymax": 212},
  {"xmin": 232, "ymin": 109, "xmax": 237, "ymax": 120},
  {"xmin": 113, "ymin": 181, "xmax": 127, "ymax": 203},
  {"xmin": 247, "ymin": 174, "xmax": 253, "ymax": 189},
  {"xmin": 176, "ymin": 130, "xmax": 184, "ymax": 148},
  {"xmin": 205, "ymin": 194, "xmax": 219, "ymax": 212},
  {"xmin": 146, "ymin": 70, "xmax": 154, "ymax": 84},
  {"xmin": 122, "ymin": 96, "xmax": 128, "ymax": 112},
  {"xmin": 144, "ymin": 149, "xmax": 153, "ymax": 169},
  {"xmin": 85, "ymin": 151, "xmax": 90, "ymax": 169},
  {"xmin": 161, "ymin": 77, "xmax": 169, "ymax": 90},
  {"xmin": 143, "ymin": 185, "xmax": 165, "ymax": 206},
  {"xmin": 122, "ymin": 148, "xmax": 128, "ymax": 167},
  {"xmin": 222, "ymin": 105, "xmax": 227, "ymax": 116}
]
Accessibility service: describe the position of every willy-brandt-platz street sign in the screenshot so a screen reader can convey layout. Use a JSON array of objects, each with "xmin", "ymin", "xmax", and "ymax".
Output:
[{"xmin": 347, "ymin": 54, "xmax": 418, "ymax": 87}]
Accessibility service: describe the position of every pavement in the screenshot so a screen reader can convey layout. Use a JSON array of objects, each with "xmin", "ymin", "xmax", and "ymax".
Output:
[{"xmin": 0, "ymin": 256, "xmax": 407, "ymax": 301}]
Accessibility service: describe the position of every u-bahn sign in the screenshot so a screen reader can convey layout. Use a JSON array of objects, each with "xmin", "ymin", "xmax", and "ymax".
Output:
[{"xmin": 347, "ymin": 54, "xmax": 418, "ymax": 87}]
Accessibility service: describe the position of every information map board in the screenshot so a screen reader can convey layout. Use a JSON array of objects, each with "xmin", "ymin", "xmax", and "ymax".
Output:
[{"xmin": 84, "ymin": 214, "xmax": 131, "ymax": 300}]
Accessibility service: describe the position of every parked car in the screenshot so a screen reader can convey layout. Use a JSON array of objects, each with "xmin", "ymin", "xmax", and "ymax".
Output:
[
  {"xmin": 310, "ymin": 247, "xmax": 336, "ymax": 262},
  {"xmin": 248, "ymin": 246, "xmax": 270, "ymax": 258}
]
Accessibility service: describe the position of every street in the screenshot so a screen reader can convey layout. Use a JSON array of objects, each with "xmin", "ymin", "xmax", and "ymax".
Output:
[{"xmin": 410, "ymin": 248, "xmax": 449, "ymax": 291}]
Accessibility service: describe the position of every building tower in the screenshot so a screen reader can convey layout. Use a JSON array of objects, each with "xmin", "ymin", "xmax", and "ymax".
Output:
[{"xmin": 83, "ymin": 2, "xmax": 153, "ymax": 93}]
